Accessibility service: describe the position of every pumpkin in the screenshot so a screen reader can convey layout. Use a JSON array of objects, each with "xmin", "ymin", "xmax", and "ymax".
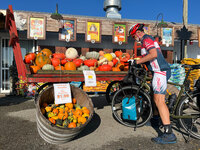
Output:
[
  {"xmin": 61, "ymin": 58, "xmax": 68, "ymax": 65},
  {"xmin": 49, "ymin": 117, "xmax": 56, "ymax": 124},
  {"xmin": 119, "ymin": 53, "xmax": 130, "ymax": 63},
  {"xmin": 68, "ymin": 122, "xmax": 76, "ymax": 128},
  {"xmin": 51, "ymin": 58, "xmax": 60, "ymax": 67},
  {"xmin": 99, "ymin": 50, "xmax": 105, "ymax": 56},
  {"xmin": 112, "ymin": 67, "xmax": 121, "ymax": 71},
  {"xmin": 55, "ymin": 65, "xmax": 65, "ymax": 70},
  {"xmin": 79, "ymin": 55, "xmax": 86, "ymax": 61},
  {"xmin": 52, "ymin": 108, "xmax": 59, "ymax": 115},
  {"xmin": 58, "ymin": 113, "xmax": 65, "ymax": 120},
  {"xmin": 98, "ymin": 64, "xmax": 112, "ymax": 71},
  {"xmin": 115, "ymin": 50, "xmax": 123, "ymax": 57},
  {"xmin": 86, "ymin": 51, "xmax": 99, "ymax": 59},
  {"xmin": 73, "ymin": 59, "xmax": 83, "ymax": 67},
  {"xmin": 116, "ymin": 63, "xmax": 125, "ymax": 71},
  {"xmin": 65, "ymin": 47, "xmax": 78, "ymax": 59},
  {"xmin": 78, "ymin": 116, "xmax": 87, "ymax": 124},
  {"xmin": 82, "ymin": 108, "xmax": 90, "ymax": 115},
  {"xmin": 30, "ymin": 65, "xmax": 40, "ymax": 74},
  {"xmin": 24, "ymin": 53, "xmax": 36, "ymax": 64},
  {"xmin": 41, "ymin": 48, "xmax": 52, "ymax": 57},
  {"xmin": 74, "ymin": 109, "xmax": 83, "ymax": 117},
  {"xmin": 45, "ymin": 106, "xmax": 52, "ymax": 112},
  {"xmin": 98, "ymin": 57, "xmax": 107, "ymax": 66},
  {"xmin": 64, "ymin": 62, "xmax": 76, "ymax": 70},
  {"xmin": 84, "ymin": 59, "xmax": 98, "ymax": 67},
  {"xmin": 104, "ymin": 53, "xmax": 113, "ymax": 61},
  {"xmin": 112, "ymin": 58, "xmax": 119, "ymax": 66},
  {"xmin": 108, "ymin": 61, "xmax": 114, "ymax": 67},
  {"xmin": 42, "ymin": 64, "xmax": 55, "ymax": 70},
  {"xmin": 35, "ymin": 53, "xmax": 51, "ymax": 68},
  {"xmin": 110, "ymin": 53, "xmax": 116, "ymax": 59},
  {"xmin": 53, "ymin": 53, "xmax": 66, "ymax": 60},
  {"xmin": 65, "ymin": 103, "xmax": 74, "ymax": 109},
  {"xmin": 77, "ymin": 65, "xmax": 90, "ymax": 71}
]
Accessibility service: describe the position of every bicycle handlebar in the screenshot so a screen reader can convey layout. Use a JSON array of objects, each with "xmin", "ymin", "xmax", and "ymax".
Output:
[{"xmin": 124, "ymin": 61, "xmax": 148, "ymax": 80}]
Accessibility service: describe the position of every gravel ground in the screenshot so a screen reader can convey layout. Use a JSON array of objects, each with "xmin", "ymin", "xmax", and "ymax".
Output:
[{"xmin": 0, "ymin": 95, "xmax": 200, "ymax": 150}]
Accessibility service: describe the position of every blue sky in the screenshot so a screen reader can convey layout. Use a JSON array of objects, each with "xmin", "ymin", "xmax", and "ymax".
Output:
[{"xmin": 1, "ymin": 0, "xmax": 200, "ymax": 25}]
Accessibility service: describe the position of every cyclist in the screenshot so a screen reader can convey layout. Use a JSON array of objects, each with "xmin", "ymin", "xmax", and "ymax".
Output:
[{"xmin": 129, "ymin": 23, "xmax": 177, "ymax": 144}]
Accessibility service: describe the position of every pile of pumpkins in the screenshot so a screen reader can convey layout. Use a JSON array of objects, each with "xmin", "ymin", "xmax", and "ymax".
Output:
[
  {"xmin": 41, "ymin": 98, "xmax": 90, "ymax": 128},
  {"xmin": 24, "ymin": 47, "xmax": 131, "ymax": 73}
]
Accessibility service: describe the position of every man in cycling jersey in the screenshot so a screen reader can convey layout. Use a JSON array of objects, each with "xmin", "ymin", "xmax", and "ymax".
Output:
[{"xmin": 129, "ymin": 23, "xmax": 177, "ymax": 144}]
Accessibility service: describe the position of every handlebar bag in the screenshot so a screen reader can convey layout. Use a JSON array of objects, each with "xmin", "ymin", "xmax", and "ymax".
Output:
[{"xmin": 122, "ymin": 96, "xmax": 138, "ymax": 121}]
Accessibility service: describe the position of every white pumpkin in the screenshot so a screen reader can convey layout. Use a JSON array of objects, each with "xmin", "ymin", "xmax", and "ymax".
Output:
[
  {"xmin": 42, "ymin": 64, "xmax": 54, "ymax": 70},
  {"xmin": 65, "ymin": 47, "xmax": 78, "ymax": 59}
]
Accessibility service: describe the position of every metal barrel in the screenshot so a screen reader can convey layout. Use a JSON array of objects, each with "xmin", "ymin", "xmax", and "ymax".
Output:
[{"xmin": 35, "ymin": 85, "xmax": 94, "ymax": 144}]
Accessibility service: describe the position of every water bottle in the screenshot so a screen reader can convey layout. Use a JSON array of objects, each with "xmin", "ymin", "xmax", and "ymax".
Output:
[{"xmin": 167, "ymin": 93, "xmax": 177, "ymax": 113}]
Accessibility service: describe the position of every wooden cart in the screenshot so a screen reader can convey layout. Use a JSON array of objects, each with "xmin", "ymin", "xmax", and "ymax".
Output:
[{"xmin": 5, "ymin": 5, "xmax": 127, "ymax": 93}]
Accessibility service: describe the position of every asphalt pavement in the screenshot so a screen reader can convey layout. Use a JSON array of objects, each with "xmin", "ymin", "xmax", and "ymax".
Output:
[{"xmin": 0, "ymin": 94, "xmax": 200, "ymax": 150}]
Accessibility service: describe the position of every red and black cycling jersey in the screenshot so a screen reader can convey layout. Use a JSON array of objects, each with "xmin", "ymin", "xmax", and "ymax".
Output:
[{"xmin": 140, "ymin": 34, "xmax": 170, "ymax": 72}]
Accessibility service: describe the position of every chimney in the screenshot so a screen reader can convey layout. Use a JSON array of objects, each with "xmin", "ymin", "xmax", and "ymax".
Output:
[{"xmin": 104, "ymin": 0, "xmax": 121, "ymax": 19}]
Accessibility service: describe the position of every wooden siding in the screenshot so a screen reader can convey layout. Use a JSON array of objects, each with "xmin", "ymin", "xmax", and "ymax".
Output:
[{"xmin": 0, "ymin": 9, "xmax": 199, "ymax": 40}]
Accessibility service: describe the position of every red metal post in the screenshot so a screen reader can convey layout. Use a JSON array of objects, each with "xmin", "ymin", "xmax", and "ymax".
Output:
[{"xmin": 5, "ymin": 5, "xmax": 27, "ymax": 80}]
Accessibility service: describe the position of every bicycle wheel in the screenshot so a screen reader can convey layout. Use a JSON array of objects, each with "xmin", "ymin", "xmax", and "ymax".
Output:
[
  {"xmin": 176, "ymin": 90, "xmax": 200, "ymax": 139},
  {"xmin": 106, "ymin": 81, "xmax": 124, "ymax": 104},
  {"xmin": 111, "ymin": 85, "xmax": 152, "ymax": 128}
]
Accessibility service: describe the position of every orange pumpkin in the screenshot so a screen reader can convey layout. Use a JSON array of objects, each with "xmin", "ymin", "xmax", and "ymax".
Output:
[
  {"xmin": 55, "ymin": 65, "xmax": 65, "ymax": 70},
  {"xmin": 49, "ymin": 117, "xmax": 56, "ymax": 124},
  {"xmin": 35, "ymin": 53, "xmax": 51, "ymax": 68},
  {"xmin": 115, "ymin": 50, "xmax": 123, "ymax": 57},
  {"xmin": 68, "ymin": 122, "xmax": 76, "ymax": 128},
  {"xmin": 58, "ymin": 113, "xmax": 64, "ymax": 120},
  {"xmin": 30, "ymin": 65, "xmax": 40, "ymax": 74},
  {"xmin": 65, "ymin": 103, "xmax": 74, "ymax": 109},
  {"xmin": 74, "ymin": 109, "xmax": 83, "ymax": 117},
  {"xmin": 112, "ymin": 67, "xmax": 121, "ymax": 72},
  {"xmin": 41, "ymin": 48, "xmax": 52, "ymax": 57},
  {"xmin": 82, "ymin": 108, "xmax": 90, "ymax": 115},
  {"xmin": 52, "ymin": 108, "xmax": 59, "ymax": 115},
  {"xmin": 63, "ymin": 113, "xmax": 68, "ymax": 120},
  {"xmin": 64, "ymin": 62, "xmax": 76, "ymax": 70},
  {"xmin": 78, "ymin": 116, "xmax": 87, "ymax": 124}
]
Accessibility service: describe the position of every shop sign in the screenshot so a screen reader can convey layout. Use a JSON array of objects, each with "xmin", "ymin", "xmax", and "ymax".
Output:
[{"xmin": 27, "ymin": 16, "xmax": 46, "ymax": 40}]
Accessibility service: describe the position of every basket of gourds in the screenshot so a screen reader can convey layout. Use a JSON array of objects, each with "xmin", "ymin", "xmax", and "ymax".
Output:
[{"xmin": 35, "ymin": 84, "xmax": 94, "ymax": 144}]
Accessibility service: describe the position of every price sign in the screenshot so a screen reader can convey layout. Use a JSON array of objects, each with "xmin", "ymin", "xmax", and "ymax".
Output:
[
  {"xmin": 83, "ymin": 70, "xmax": 96, "ymax": 87},
  {"xmin": 53, "ymin": 83, "xmax": 72, "ymax": 104}
]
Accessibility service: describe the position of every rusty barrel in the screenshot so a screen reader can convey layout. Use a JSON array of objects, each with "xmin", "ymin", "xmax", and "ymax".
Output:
[{"xmin": 35, "ymin": 85, "xmax": 94, "ymax": 144}]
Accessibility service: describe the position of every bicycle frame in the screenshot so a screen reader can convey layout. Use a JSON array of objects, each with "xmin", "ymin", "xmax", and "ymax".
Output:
[{"xmin": 137, "ymin": 66, "xmax": 199, "ymax": 120}]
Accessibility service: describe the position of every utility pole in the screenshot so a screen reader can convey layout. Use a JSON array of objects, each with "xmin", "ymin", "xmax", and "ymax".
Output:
[{"xmin": 183, "ymin": 0, "xmax": 188, "ymax": 58}]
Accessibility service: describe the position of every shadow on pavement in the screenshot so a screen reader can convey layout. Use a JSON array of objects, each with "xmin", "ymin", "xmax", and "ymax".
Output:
[
  {"xmin": 90, "ymin": 95, "xmax": 110, "ymax": 109},
  {"xmin": 0, "ymin": 95, "xmax": 33, "ymax": 106},
  {"xmin": 74, "ymin": 112, "xmax": 101, "ymax": 140}
]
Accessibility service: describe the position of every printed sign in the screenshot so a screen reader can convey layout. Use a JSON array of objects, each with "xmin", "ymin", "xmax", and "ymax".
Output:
[
  {"xmin": 27, "ymin": 16, "xmax": 46, "ymax": 40},
  {"xmin": 53, "ymin": 83, "xmax": 72, "ymax": 104},
  {"xmin": 59, "ymin": 19, "xmax": 76, "ymax": 41},
  {"xmin": 83, "ymin": 70, "xmax": 97, "ymax": 87},
  {"xmin": 86, "ymin": 21, "xmax": 101, "ymax": 43}
]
